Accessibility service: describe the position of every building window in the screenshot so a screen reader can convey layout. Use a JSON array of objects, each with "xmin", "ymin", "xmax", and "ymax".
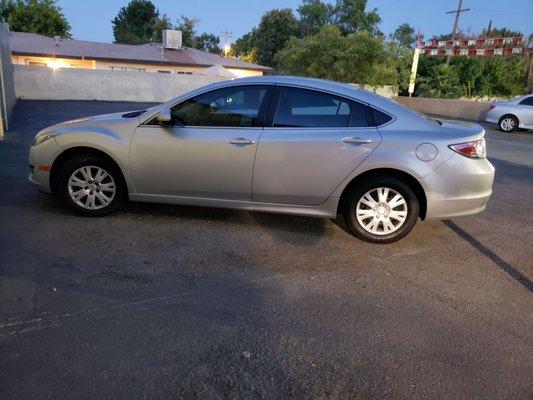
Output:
[
  {"xmin": 109, "ymin": 66, "xmax": 146, "ymax": 72},
  {"xmin": 176, "ymin": 70, "xmax": 194, "ymax": 75},
  {"xmin": 158, "ymin": 70, "xmax": 171, "ymax": 73}
]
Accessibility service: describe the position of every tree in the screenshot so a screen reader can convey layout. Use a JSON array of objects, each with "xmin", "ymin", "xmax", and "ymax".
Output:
[
  {"xmin": 0, "ymin": 0, "xmax": 70, "ymax": 38},
  {"xmin": 391, "ymin": 23, "xmax": 419, "ymax": 48},
  {"xmin": 297, "ymin": 0, "xmax": 332, "ymax": 36},
  {"xmin": 276, "ymin": 25, "xmax": 396, "ymax": 85},
  {"xmin": 481, "ymin": 26, "xmax": 523, "ymax": 38},
  {"xmin": 112, "ymin": 0, "xmax": 161, "ymax": 44},
  {"xmin": 252, "ymin": 9, "xmax": 299, "ymax": 67},
  {"xmin": 152, "ymin": 13, "xmax": 172, "ymax": 42},
  {"xmin": 330, "ymin": 0, "xmax": 381, "ymax": 35},
  {"xmin": 234, "ymin": 30, "xmax": 258, "ymax": 61},
  {"xmin": 176, "ymin": 15, "xmax": 198, "ymax": 47},
  {"xmin": 194, "ymin": 33, "xmax": 220, "ymax": 53}
]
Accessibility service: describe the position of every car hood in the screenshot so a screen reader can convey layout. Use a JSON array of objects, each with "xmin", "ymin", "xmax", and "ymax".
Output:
[
  {"xmin": 35, "ymin": 110, "xmax": 147, "ymax": 138},
  {"xmin": 58, "ymin": 111, "xmax": 133, "ymax": 126}
]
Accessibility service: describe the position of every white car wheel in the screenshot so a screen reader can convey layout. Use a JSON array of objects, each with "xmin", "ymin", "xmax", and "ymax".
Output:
[{"xmin": 499, "ymin": 115, "xmax": 517, "ymax": 132}]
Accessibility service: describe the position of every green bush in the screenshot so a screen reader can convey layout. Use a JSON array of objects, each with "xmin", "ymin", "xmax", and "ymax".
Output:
[{"xmin": 415, "ymin": 55, "xmax": 526, "ymax": 99}]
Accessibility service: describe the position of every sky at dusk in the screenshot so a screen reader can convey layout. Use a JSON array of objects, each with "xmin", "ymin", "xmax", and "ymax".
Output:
[{"xmin": 56, "ymin": 0, "xmax": 533, "ymax": 44}]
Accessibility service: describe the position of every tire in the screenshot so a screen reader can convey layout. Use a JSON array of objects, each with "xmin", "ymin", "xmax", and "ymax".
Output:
[
  {"xmin": 343, "ymin": 177, "xmax": 419, "ymax": 244},
  {"xmin": 57, "ymin": 154, "xmax": 125, "ymax": 216},
  {"xmin": 498, "ymin": 114, "xmax": 518, "ymax": 132}
]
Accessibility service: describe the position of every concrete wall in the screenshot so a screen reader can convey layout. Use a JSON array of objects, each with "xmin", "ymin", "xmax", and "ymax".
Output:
[
  {"xmin": 0, "ymin": 24, "xmax": 16, "ymax": 136},
  {"xmin": 14, "ymin": 65, "xmax": 399, "ymax": 103},
  {"xmin": 351, "ymin": 84, "xmax": 398, "ymax": 99},
  {"xmin": 394, "ymin": 96, "xmax": 491, "ymax": 121},
  {"xmin": 14, "ymin": 65, "xmax": 228, "ymax": 102}
]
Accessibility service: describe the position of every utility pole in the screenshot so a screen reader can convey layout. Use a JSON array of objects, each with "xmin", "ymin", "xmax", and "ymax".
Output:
[
  {"xmin": 220, "ymin": 29, "xmax": 233, "ymax": 56},
  {"xmin": 445, "ymin": 0, "xmax": 470, "ymax": 66},
  {"xmin": 485, "ymin": 19, "xmax": 492, "ymax": 38},
  {"xmin": 408, "ymin": 30, "xmax": 423, "ymax": 97}
]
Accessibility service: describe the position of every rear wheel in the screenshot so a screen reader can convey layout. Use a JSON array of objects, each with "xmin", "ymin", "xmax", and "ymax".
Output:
[
  {"xmin": 57, "ymin": 154, "xmax": 124, "ymax": 216},
  {"xmin": 498, "ymin": 115, "xmax": 518, "ymax": 132},
  {"xmin": 343, "ymin": 177, "xmax": 419, "ymax": 244}
]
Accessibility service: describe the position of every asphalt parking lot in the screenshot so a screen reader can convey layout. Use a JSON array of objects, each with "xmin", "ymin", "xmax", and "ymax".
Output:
[{"xmin": 1, "ymin": 100, "xmax": 532, "ymax": 399}]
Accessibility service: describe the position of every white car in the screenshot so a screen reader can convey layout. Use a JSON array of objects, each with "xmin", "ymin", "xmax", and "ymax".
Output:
[{"xmin": 485, "ymin": 94, "xmax": 533, "ymax": 132}]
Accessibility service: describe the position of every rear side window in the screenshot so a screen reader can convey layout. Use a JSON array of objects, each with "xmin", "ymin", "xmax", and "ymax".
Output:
[
  {"xmin": 273, "ymin": 87, "xmax": 352, "ymax": 128},
  {"xmin": 172, "ymin": 85, "xmax": 269, "ymax": 127},
  {"xmin": 519, "ymin": 96, "xmax": 533, "ymax": 106},
  {"xmin": 370, "ymin": 107, "xmax": 393, "ymax": 126},
  {"xmin": 350, "ymin": 101, "xmax": 372, "ymax": 127}
]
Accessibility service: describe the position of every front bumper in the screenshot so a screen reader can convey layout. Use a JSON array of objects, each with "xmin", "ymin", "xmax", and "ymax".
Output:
[
  {"xmin": 423, "ymin": 154, "xmax": 495, "ymax": 219},
  {"xmin": 28, "ymin": 137, "xmax": 61, "ymax": 194}
]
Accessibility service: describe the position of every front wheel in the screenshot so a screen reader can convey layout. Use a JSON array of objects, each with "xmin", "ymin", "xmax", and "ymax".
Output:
[
  {"xmin": 57, "ymin": 154, "xmax": 124, "ymax": 216},
  {"xmin": 343, "ymin": 177, "xmax": 419, "ymax": 244}
]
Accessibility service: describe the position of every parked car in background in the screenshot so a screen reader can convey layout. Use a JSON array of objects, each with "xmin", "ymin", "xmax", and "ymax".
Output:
[
  {"xmin": 28, "ymin": 76, "xmax": 494, "ymax": 243},
  {"xmin": 485, "ymin": 94, "xmax": 533, "ymax": 132}
]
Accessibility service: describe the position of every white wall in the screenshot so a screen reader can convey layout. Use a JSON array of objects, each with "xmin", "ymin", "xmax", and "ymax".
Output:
[
  {"xmin": 14, "ymin": 65, "xmax": 399, "ymax": 103},
  {"xmin": 14, "ymin": 65, "xmax": 228, "ymax": 102},
  {"xmin": 0, "ymin": 24, "xmax": 16, "ymax": 136}
]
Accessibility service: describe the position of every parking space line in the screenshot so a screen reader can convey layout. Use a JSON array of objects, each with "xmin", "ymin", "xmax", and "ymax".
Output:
[{"xmin": 443, "ymin": 220, "xmax": 533, "ymax": 292}]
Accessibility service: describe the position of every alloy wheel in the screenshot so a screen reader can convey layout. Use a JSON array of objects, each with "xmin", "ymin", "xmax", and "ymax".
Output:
[
  {"xmin": 356, "ymin": 187, "xmax": 408, "ymax": 235},
  {"xmin": 67, "ymin": 165, "xmax": 116, "ymax": 210},
  {"xmin": 500, "ymin": 117, "xmax": 515, "ymax": 131}
]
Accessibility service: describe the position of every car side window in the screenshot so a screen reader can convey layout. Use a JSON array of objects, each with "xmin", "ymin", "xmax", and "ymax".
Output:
[
  {"xmin": 350, "ymin": 101, "xmax": 372, "ymax": 127},
  {"xmin": 519, "ymin": 96, "xmax": 533, "ymax": 106},
  {"xmin": 273, "ymin": 87, "xmax": 353, "ymax": 128},
  {"xmin": 370, "ymin": 107, "xmax": 393, "ymax": 126},
  {"xmin": 172, "ymin": 86, "xmax": 269, "ymax": 127}
]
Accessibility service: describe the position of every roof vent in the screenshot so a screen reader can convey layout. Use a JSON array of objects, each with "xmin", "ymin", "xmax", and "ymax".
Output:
[{"xmin": 162, "ymin": 30, "xmax": 182, "ymax": 50}]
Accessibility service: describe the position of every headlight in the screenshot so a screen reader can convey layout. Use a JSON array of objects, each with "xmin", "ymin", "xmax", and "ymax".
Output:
[{"xmin": 32, "ymin": 134, "xmax": 56, "ymax": 147}]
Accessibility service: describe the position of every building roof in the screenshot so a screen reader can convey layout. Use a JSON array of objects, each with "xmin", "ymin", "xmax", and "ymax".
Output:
[{"xmin": 9, "ymin": 31, "xmax": 273, "ymax": 72}]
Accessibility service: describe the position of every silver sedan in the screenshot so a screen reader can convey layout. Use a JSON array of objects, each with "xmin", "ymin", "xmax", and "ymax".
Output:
[
  {"xmin": 28, "ymin": 76, "xmax": 494, "ymax": 243},
  {"xmin": 485, "ymin": 94, "xmax": 533, "ymax": 132}
]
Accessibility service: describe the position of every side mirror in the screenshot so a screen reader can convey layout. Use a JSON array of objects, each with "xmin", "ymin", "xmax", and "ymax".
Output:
[{"xmin": 156, "ymin": 108, "xmax": 172, "ymax": 125}]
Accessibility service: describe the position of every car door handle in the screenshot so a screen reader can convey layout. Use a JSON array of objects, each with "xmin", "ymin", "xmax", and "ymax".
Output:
[
  {"xmin": 229, "ymin": 137, "xmax": 255, "ymax": 145},
  {"xmin": 342, "ymin": 136, "xmax": 372, "ymax": 144}
]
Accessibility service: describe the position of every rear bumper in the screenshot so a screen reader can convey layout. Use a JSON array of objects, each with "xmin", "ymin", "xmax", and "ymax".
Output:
[
  {"xmin": 423, "ymin": 154, "xmax": 495, "ymax": 219},
  {"xmin": 484, "ymin": 115, "xmax": 499, "ymax": 124}
]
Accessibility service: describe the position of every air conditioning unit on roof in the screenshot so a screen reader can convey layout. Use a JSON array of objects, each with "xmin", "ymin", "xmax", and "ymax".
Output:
[{"xmin": 162, "ymin": 30, "xmax": 182, "ymax": 50}]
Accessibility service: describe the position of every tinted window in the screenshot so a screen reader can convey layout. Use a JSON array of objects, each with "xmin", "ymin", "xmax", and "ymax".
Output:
[
  {"xmin": 172, "ymin": 86, "xmax": 268, "ymax": 127},
  {"xmin": 273, "ymin": 87, "xmax": 352, "ymax": 128},
  {"xmin": 370, "ymin": 108, "xmax": 393, "ymax": 126},
  {"xmin": 519, "ymin": 96, "xmax": 533, "ymax": 106},
  {"xmin": 350, "ymin": 101, "xmax": 372, "ymax": 127}
]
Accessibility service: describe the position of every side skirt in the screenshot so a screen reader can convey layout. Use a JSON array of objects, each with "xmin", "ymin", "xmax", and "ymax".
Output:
[{"xmin": 128, "ymin": 193, "xmax": 339, "ymax": 218}]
